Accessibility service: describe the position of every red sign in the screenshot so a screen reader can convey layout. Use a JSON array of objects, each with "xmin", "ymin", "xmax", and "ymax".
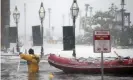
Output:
[
  {"xmin": 94, "ymin": 30, "xmax": 111, "ymax": 53},
  {"xmin": 94, "ymin": 35, "xmax": 110, "ymax": 40}
]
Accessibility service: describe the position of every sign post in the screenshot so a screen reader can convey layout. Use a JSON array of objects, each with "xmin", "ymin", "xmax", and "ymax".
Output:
[{"xmin": 93, "ymin": 30, "xmax": 111, "ymax": 80}]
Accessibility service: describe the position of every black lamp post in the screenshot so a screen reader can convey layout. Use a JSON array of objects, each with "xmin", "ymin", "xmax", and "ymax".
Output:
[
  {"xmin": 13, "ymin": 6, "xmax": 20, "ymax": 52},
  {"xmin": 120, "ymin": 0, "xmax": 125, "ymax": 46},
  {"xmin": 70, "ymin": 0, "xmax": 79, "ymax": 58},
  {"xmin": 39, "ymin": 2, "xmax": 45, "ymax": 57}
]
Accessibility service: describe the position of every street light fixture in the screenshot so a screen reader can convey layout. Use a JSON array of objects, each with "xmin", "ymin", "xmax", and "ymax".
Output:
[
  {"xmin": 70, "ymin": 0, "xmax": 79, "ymax": 58},
  {"xmin": 39, "ymin": 2, "xmax": 45, "ymax": 57},
  {"xmin": 13, "ymin": 6, "xmax": 20, "ymax": 52}
]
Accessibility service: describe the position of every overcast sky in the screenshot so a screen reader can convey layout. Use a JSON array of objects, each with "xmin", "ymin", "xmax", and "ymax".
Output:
[{"xmin": 10, "ymin": 0, "xmax": 133, "ymax": 37}]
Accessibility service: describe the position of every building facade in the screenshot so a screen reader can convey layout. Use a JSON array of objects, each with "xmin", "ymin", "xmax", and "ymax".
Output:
[{"xmin": 1, "ymin": 0, "xmax": 10, "ymax": 50}]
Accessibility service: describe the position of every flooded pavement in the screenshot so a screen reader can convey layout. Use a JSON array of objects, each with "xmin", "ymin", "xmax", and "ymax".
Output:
[
  {"xmin": 1, "ymin": 59, "xmax": 133, "ymax": 80},
  {"xmin": 1, "ymin": 44, "xmax": 133, "ymax": 80}
]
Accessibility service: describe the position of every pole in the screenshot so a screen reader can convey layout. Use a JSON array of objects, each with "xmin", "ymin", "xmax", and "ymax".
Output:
[
  {"xmin": 41, "ymin": 19, "xmax": 44, "ymax": 58},
  {"xmin": 16, "ymin": 21, "xmax": 20, "ymax": 52},
  {"xmin": 79, "ymin": 10, "xmax": 81, "ymax": 33},
  {"xmin": 89, "ymin": 7, "xmax": 93, "ymax": 28},
  {"xmin": 121, "ymin": 0, "xmax": 125, "ymax": 46},
  {"xmin": 41, "ymin": 20, "xmax": 43, "ymax": 46},
  {"xmin": 85, "ymin": 4, "xmax": 89, "ymax": 35},
  {"xmin": 90, "ymin": 7, "xmax": 92, "ymax": 18},
  {"xmin": 48, "ymin": 8, "xmax": 51, "ymax": 40},
  {"xmin": 101, "ymin": 51, "xmax": 104, "ymax": 80},
  {"xmin": 69, "ymin": 13, "xmax": 70, "ymax": 25},
  {"xmin": 24, "ymin": 3, "xmax": 27, "ymax": 53},
  {"xmin": 72, "ymin": 16, "xmax": 76, "ymax": 58},
  {"xmin": 85, "ymin": 4, "xmax": 89, "ymax": 17},
  {"xmin": 52, "ymin": 26, "xmax": 54, "ymax": 40}
]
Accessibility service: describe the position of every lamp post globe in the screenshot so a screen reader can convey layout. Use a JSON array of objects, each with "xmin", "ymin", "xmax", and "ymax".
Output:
[
  {"xmin": 13, "ymin": 6, "xmax": 20, "ymax": 52},
  {"xmin": 39, "ymin": 2, "xmax": 45, "ymax": 22},
  {"xmin": 39, "ymin": 2, "xmax": 45, "ymax": 57},
  {"xmin": 13, "ymin": 6, "xmax": 20, "ymax": 24},
  {"xmin": 70, "ymin": 0, "xmax": 79, "ymax": 58},
  {"xmin": 70, "ymin": 0, "xmax": 79, "ymax": 18}
]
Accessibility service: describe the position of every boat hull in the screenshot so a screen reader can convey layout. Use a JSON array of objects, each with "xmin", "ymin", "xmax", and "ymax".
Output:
[{"xmin": 48, "ymin": 54, "xmax": 133, "ymax": 74}]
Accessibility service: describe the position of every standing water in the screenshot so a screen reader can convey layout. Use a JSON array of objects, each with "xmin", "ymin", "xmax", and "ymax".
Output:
[{"xmin": 1, "ymin": 43, "xmax": 133, "ymax": 80}]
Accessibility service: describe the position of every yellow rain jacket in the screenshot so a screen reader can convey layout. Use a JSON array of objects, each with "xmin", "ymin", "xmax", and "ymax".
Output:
[{"xmin": 20, "ymin": 54, "xmax": 40, "ymax": 73}]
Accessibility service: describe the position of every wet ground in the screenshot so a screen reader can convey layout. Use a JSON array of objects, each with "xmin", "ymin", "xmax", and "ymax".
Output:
[
  {"xmin": 1, "ymin": 59, "xmax": 133, "ymax": 80},
  {"xmin": 1, "ymin": 44, "xmax": 133, "ymax": 80}
]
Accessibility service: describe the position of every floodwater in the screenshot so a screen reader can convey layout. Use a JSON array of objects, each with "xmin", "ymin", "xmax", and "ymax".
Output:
[
  {"xmin": 1, "ymin": 60, "xmax": 133, "ymax": 80},
  {"xmin": 1, "ymin": 43, "xmax": 133, "ymax": 80}
]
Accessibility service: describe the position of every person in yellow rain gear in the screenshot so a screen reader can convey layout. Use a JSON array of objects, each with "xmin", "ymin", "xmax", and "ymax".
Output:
[
  {"xmin": 19, "ymin": 48, "xmax": 40, "ymax": 73},
  {"xmin": 49, "ymin": 72, "xmax": 54, "ymax": 80}
]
